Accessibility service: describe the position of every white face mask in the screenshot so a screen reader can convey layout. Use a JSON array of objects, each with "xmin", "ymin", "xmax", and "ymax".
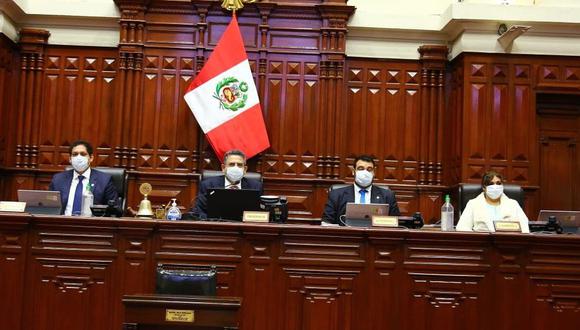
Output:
[
  {"xmin": 355, "ymin": 170, "xmax": 373, "ymax": 188},
  {"xmin": 485, "ymin": 184, "xmax": 503, "ymax": 200},
  {"xmin": 71, "ymin": 155, "xmax": 90, "ymax": 173},
  {"xmin": 225, "ymin": 166, "xmax": 244, "ymax": 183}
]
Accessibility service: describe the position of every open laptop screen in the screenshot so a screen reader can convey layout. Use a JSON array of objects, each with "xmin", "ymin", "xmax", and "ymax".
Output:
[
  {"xmin": 343, "ymin": 202, "xmax": 389, "ymax": 227},
  {"xmin": 17, "ymin": 190, "xmax": 62, "ymax": 215},
  {"xmin": 538, "ymin": 210, "xmax": 580, "ymax": 234},
  {"xmin": 206, "ymin": 188, "xmax": 261, "ymax": 221}
]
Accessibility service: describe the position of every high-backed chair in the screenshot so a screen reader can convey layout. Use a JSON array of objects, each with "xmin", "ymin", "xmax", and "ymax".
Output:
[
  {"xmin": 458, "ymin": 183, "xmax": 524, "ymax": 214},
  {"xmin": 156, "ymin": 264, "xmax": 217, "ymax": 296},
  {"xmin": 328, "ymin": 183, "xmax": 390, "ymax": 192},
  {"xmin": 94, "ymin": 167, "xmax": 128, "ymax": 210},
  {"xmin": 202, "ymin": 169, "xmax": 262, "ymax": 182},
  {"xmin": 329, "ymin": 183, "xmax": 350, "ymax": 192}
]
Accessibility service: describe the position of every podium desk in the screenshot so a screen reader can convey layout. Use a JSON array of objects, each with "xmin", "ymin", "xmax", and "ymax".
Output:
[
  {"xmin": 123, "ymin": 294, "xmax": 241, "ymax": 330},
  {"xmin": 1, "ymin": 213, "xmax": 579, "ymax": 330}
]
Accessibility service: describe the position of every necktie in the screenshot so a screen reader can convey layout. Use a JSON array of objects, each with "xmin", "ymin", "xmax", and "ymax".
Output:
[
  {"xmin": 72, "ymin": 175, "xmax": 84, "ymax": 216},
  {"xmin": 360, "ymin": 189, "xmax": 367, "ymax": 204},
  {"xmin": 227, "ymin": 184, "xmax": 239, "ymax": 189}
]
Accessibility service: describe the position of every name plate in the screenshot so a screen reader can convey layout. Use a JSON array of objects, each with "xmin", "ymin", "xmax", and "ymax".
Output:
[
  {"xmin": 0, "ymin": 201, "xmax": 26, "ymax": 213},
  {"xmin": 165, "ymin": 309, "xmax": 195, "ymax": 323},
  {"xmin": 494, "ymin": 221, "xmax": 521, "ymax": 232},
  {"xmin": 372, "ymin": 215, "xmax": 399, "ymax": 227},
  {"xmin": 243, "ymin": 211, "xmax": 269, "ymax": 223}
]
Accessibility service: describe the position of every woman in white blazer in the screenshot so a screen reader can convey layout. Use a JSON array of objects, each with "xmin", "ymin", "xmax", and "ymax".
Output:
[{"xmin": 457, "ymin": 171, "xmax": 530, "ymax": 233}]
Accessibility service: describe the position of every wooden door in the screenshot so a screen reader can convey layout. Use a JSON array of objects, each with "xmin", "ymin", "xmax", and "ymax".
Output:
[{"xmin": 537, "ymin": 94, "xmax": 580, "ymax": 211}]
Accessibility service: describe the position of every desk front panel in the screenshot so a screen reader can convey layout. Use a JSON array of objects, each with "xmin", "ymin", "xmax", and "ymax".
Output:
[{"xmin": 0, "ymin": 214, "xmax": 578, "ymax": 330}]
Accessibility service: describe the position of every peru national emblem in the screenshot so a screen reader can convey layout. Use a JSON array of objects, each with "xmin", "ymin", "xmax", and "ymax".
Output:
[{"xmin": 213, "ymin": 76, "xmax": 249, "ymax": 111}]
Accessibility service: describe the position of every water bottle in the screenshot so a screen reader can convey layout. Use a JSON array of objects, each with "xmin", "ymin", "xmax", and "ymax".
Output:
[
  {"xmin": 82, "ymin": 183, "xmax": 94, "ymax": 217},
  {"xmin": 441, "ymin": 194, "xmax": 454, "ymax": 231},
  {"xmin": 166, "ymin": 198, "xmax": 181, "ymax": 220}
]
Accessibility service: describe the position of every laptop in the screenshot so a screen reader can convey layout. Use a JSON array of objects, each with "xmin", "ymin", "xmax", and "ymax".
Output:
[
  {"xmin": 17, "ymin": 190, "xmax": 62, "ymax": 215},
  {"xmin": 206, "ymin": 188, "xmax": 261, "ymax": 221},
  {"xmin": 343, "ymin": 202, "xmax": 389, "ymax": 227},
  {"xmin": 538, "ymin": 210, "xmax": 580, "ymax": 234}
]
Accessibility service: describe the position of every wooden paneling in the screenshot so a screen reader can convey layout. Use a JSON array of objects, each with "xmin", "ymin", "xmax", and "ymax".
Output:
[
  {"xmin": 2, "ymin": 1, "xmax": 580, "ymax": 222},
  {"xmin": 450, "ymin": 54, "xmax": 580, "ymax": 217},
  {"xmin": 345, "ymin": 60, "xmax": 421, "ymax": 182},
  {"xmin": 0, "ymin": 34, "xmax": 19, "ymax": 169},
  {"xmin": 40, "ymin": 48, "xmax": 119, "ymax": 168},
  {"xmin": 2, "ymin": 214, "xmax": 580, "ymax": 330}
]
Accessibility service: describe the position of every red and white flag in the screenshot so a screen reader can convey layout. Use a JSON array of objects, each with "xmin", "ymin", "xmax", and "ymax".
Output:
[{"xmin": 184, "ymin": 15, "xmax": 270, "ymax": 161}]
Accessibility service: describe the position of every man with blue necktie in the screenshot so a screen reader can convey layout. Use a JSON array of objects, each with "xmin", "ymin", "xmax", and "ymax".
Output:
[
  {"xmin": 322, "ymin": 155, "xmax": 400, "ymax": 225},
  {"xmin": 48, "ymin": 140, "xmax": 118, "ymax": 216}
]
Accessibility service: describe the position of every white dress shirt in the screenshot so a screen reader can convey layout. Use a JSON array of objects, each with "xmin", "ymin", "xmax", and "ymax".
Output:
[
  {"xmin": 354, "ymin": 184, "xmax": 372, "ymax": 204},
  {"xmin": 224, "ymin": 176, "xmax": 242, "ymax": 189},
  {"xmin": 64, "ymin": 168, "xmax": 91, "ymax": 216}
]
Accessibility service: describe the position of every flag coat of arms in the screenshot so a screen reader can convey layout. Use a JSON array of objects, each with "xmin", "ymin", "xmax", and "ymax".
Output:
[{"xmin": 184, "ymin": 15, "xmax": 270, "ymax": 161}]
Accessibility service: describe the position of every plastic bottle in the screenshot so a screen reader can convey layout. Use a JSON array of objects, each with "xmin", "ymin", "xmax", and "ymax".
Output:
[
  {"xmin": 166, "ymin": 198, "xmax": 182, "ymax": 220},
  {"xmin": 441, "ymin": 194, "xmax": 454, "ymax": 231},
  {"xmin": 82, "ymin": 183, "xmax": 94, "ymax": 217}
]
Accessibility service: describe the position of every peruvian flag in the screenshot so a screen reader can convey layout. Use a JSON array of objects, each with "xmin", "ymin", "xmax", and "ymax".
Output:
[{"xmin": 184, "ymin": 15, "xmax": 270, "ymax": 160}]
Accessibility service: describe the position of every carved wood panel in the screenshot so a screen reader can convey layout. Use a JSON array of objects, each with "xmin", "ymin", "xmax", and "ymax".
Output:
[
  {"xmin": 345, "ymin": 60, "xmax": 421, "ymax": 183},
  {"xmin": 2, "ymin": 215, "xmax": 580, "ymax": 330},
  {"xmin": 0, "ymin": 216, "xmax": 28, "ymax": 330},
  {"xmin": 40, "ymin": 47, "xmax": 119, "ymax": 169}
]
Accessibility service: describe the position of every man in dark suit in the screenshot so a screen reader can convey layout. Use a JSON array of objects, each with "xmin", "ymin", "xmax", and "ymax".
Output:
[
  {"xmin": 192, "ymin": 149, "xmax": 263, "ymax": 219},
  {"xmin": 322, "ymin": 155, "xmax": 400, "ymax": 225},
  {"xmin": 49, "ymin": 140, "xmax": 118, "ymax": 216}
]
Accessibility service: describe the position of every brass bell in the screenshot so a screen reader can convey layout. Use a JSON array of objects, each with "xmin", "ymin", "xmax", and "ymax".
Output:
[{"xmin": 137, "ymin": 183, "xmax": 154, "ymax": 219}]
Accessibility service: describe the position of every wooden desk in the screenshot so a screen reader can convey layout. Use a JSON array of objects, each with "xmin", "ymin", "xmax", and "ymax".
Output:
[
  {"xmin": 123, "ymin": 294, "xmax": 240, "ymax": 330},
  {"xmin": 1, "ymin": 213, "xmax": 579, "ymax": 330}
]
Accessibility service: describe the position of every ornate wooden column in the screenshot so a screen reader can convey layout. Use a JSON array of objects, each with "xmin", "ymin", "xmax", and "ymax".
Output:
[
  {"xmin": 317, "ymin": 3, "xmax": 354, "ymax": 179},
  {"xmin": 15, "ymin": 29, "xmax": 49, "ymax": 168},
  {"xmin": 114, "ymin": 0, "xmax": 148, "ymax": 169},
  {"xmin": 418, "ymin": 45, "xmax": 447, "ymax": 185}
]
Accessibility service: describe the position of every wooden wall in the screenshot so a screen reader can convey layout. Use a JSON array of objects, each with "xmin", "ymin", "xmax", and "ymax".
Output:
[
  {"xmin": 0, "ymin": 0, "xmax": 579, "ymax": 221},
  {"xmin": 448, "ymin": 53, "xmax": 580, "ymax": 217}
]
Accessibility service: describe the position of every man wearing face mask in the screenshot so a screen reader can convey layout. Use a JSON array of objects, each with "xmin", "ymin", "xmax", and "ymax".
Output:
[
  {"xmin": 48, "ymin": 140, "xmax": 118, "ymax": 216},
  {"xmin": 191, "ymin": 149, "xmax": 262, "ymax": 219},
  {"xmin": 322, "ymin": 155, "xmax": 400, "ymax": 225},
  {"xmin": 456, "ymin": 171, "xmax": 529, "ymax": 233}
]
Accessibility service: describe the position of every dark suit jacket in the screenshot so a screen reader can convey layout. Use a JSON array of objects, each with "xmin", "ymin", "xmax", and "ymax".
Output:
[
  {"xmin": 322, "ymin": 184, "xmax": 400, "ymax": 225},
  {"xmin": 48, "ymin": 169, "xmax": 119, "ymax": 214},
  {"xmin": 192, "ymin": 175, "xmax": 263, "ymax": 219}
]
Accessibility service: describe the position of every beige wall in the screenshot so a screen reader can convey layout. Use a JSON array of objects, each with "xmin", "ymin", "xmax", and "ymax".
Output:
[{"xmin": 2, "ymin": 0, "xmax": 580, "ymax": 59}]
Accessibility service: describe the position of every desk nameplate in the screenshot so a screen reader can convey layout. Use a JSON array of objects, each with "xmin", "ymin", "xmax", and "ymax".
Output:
[
  {"xmin": 243, "ymin": 211, "xmax": 269, "ymax": 223},
  {"xmin": 0, "ymin": 201, "xmax": 26, "ymax": 213},
  {"xmin": 494, "ymin": 221, "xmax": 522, "ymax": 232},
  {"xmin": 165, "ymin": 309, "xmax": 194, "ymax": 323},
  {"xmin": 372, "ymin": 215, "xmax": 398, "ymax": 227}
]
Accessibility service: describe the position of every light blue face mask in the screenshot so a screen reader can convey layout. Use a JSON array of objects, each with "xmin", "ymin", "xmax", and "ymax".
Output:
[
  {"xmin": 355, "ymin": 170, "xmax": 373, "ymax": 188},
  {"xmin": 485, "ymin": 184, "xmax": 503, "ymax": 200},
  {"xmin": 71, "ymin": 155, "xmax": 89, "ymax": 173},
  {"xmin": 225, "ymin": 166, "xmax": 244, "ymax": 183}
]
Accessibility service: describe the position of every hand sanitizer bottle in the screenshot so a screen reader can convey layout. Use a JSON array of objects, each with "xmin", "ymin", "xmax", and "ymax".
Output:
[
  {"xmin": 166, "ymin": 198, "xmax": 181, "ymax": 220},
  {"xmin": 441, "ymin": 194, "xmax": 454, "ymax": 231},
  {"xmin": 82, "ymin": 183, "xmax": 94, "ymax": 217}
]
